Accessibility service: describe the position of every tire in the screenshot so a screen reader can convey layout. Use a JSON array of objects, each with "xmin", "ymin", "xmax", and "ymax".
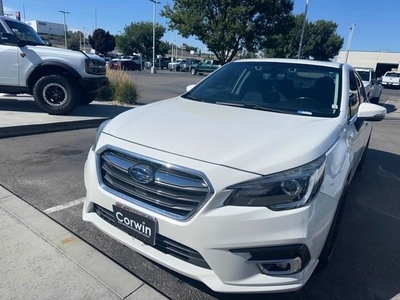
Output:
[
  {"xmin": 370, "ymin": 94, "xmax": 380, "ymax": 104},
  {"xmin": 356, "ymin": 135, "xmax": 370, "ymax": 172},
  {"xmin": 317, "ymin": 187, "xmax": 348, "ymax": 270},
  {"xmin": 190, "ymin": 68, "xmax": 197, "ymax": 75},
  {"xmin": 33, "ymin": 75, "xmax": 80, "ymax": 115},
  {"xmin": 80, "ymin": 92, "xmax": 97, "ymax": 105},
  {"xmin": 176, "ymin": 66, "xmax": 181, "ymax": 72}
]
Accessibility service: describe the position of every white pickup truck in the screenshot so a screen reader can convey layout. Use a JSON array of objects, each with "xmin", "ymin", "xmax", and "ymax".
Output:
[
  {"xmin": 381, "ymin": 71, "xmax": 400, "ymax": 88},
  {"xmin": 355, "ymin": 67, "xmax": 383, "ymax": 104}
]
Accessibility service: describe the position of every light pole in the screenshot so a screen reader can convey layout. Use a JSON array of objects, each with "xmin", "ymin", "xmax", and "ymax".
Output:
[
  {"xmin": 83, "ymin": 27, "xmax": 86, "ymax": 53},
  {"xmin": 297, "ymin": 0, "xmax": 309, "ymax": 59},
  {"xmin": 59, "ymin": 10, "xmax": 70, "ymax": 49},
  {"xmin": 150, "ymin": 0, "xmax": 160, "ymax": 74},
  {"xmin": 0, "ymin": 0, "xmax": 4, "ymax": 16},
  {"xmin": 345, "ymin": 23, "xmax": 356, "ymax": 63}
]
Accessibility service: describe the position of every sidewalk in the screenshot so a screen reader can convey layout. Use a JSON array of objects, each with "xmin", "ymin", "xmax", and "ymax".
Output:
[
  {"xmin": 0, "ymin": 186, "xmax": 168, "ymax": 300},
  {"xmin": 0, "ymin": 94, "xmax": 135, "ymax": 138}
]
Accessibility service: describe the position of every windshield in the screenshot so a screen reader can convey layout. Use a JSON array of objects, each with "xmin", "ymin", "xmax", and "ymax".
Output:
[
  {"xmin": 183, "ymin": 61, "xmax": 342, "ymax": 118},
  {"xmin": 5, "ymin": 20, "xmax": 45, "ymax": 46},
  {"xmin": 357, "ymin": 70, "xmax": 370, "ymax": 82}
]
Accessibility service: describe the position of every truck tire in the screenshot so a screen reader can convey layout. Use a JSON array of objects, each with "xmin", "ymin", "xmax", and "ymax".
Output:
[
  {"xmin": 80, "ymin": 92, "xmax": 97, "ymax": 105},
  {"xmin": 33, "ymin": 75, "xmax": 80, "ymax": 115},
  {"xmin": 190, "ymin": 68, "xmax": 197, "ymax": 75}
]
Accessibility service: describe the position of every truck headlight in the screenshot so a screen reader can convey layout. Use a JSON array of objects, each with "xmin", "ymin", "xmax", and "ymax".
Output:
[
  {"xmin": 224, "ymin": 155, "xmax": 326, "ymax": 211},
  {"xmin": 92, "ymin": 119, "xmax": 111, "ymax": 151},
  {"xmin": 85, "ymin": 59, "xmax": 106, "ymax": 75}
]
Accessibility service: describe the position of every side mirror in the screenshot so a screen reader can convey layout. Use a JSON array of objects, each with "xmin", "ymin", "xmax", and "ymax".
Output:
[
  {"xmin": 186, "ymin": 84, "xmax": 196, "ymax": 92},
  {"xmin": 358, "ymin": 102, "xmax": 387, "ymax": 121}
]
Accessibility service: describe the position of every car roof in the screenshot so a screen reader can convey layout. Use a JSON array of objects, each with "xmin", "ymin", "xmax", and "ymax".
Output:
[{"xmin": 233, "ymin": 58, "xmax": 344, "ymax": 69}]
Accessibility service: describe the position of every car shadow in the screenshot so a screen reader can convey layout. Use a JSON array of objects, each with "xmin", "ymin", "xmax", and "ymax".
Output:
[
  {"xmin": 383, "ymin": 103, "xmax": 397, "ymax": 114},
  {"xmin": 140, "ymin": 148, "xmax": 400, "ymax": 300}
]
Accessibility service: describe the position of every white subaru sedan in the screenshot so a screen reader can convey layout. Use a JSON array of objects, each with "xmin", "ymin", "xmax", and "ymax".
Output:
[{"xmin": 83, "ymin": 59, "xmax": 386, "ymax": 293}]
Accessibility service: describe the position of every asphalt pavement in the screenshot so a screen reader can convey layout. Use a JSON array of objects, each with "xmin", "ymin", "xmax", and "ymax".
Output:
[
  {"xmin": 0, "ymin": 94, "xmax": 170, "ymax": 300},
  {"xmin": 0, "ymin": 86, "xmax": 399, "ymax": 300}
]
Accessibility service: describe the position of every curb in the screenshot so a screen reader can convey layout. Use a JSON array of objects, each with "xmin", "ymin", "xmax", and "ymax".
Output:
[{"xmin": 0, "ymin": 118, "xmax": 107, "ymax": 139}]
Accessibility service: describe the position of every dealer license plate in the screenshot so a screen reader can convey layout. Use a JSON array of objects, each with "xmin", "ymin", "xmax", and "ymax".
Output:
[{"xmin": 113, "ymin": 204, "xmax": 157, "ymax": 246}]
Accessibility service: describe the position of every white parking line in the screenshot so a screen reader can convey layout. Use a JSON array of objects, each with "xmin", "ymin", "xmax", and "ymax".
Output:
[{"xmin": 44, "ymin": 198, "xmax": 85, "ymax": 214}]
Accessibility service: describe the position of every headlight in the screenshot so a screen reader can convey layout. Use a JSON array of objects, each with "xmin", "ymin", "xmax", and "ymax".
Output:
[
  {"xmin": 224, "ymin": 155, "xmax": 326, "ymax": 211},
  {"xmin": 85, "ymin": 59, "xmax": 106, "ymax": 75},
  {"xmin": 92, "ymin": 119, "xmax": 111, "ymax": 151}
]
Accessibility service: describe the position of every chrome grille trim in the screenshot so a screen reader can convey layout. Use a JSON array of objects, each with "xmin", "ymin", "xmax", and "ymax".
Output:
[
  {"xmin": 93, "ymin": 204, "xmax": 211, "ymax": 269},
  {"xmin": 96, "ymin": 146, "xmax": 214, "ymax": 220}
]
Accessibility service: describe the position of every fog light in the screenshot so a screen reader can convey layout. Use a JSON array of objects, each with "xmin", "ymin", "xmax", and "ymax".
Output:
[
  {"xmin": 230, "ymin": 244, "xmax": 310, "ymax": 276},
  {"xmin": 254, "ymin": 257, "xmax": 302, "ymax": 275}
]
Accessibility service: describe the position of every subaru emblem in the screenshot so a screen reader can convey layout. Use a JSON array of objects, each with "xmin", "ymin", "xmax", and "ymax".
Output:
[{"xmin": 129, "ymin": 164, "xmax": 154, "ymax": 184}]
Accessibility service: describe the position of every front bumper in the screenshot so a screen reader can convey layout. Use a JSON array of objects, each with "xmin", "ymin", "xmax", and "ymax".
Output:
[
  {"xmin": 83, "ymin": 138, "xmax": 339, "ymax": 293},
  {"xmin": 78, "ymin": 77, "xmax": 108, "ymax": 93}
]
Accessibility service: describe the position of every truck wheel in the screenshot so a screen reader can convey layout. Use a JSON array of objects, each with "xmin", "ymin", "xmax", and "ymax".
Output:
[
  {"xmin": 190, "ymin": 68, "xmax": 197, "ymax": 75},
  {"xmin": 33, "ymin": 75, "xmax": 80, "ymax": 115},
  {"xmin": 80, "ymin": 92, "xmax": 97, "ymax": 105}
]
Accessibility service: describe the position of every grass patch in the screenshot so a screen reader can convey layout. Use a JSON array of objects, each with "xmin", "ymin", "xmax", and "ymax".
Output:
[{"xmin": 96, "ymin": 69, "xmax": 138, "ymax": 104}]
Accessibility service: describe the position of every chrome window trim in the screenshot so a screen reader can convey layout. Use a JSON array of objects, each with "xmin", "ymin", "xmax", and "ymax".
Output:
[{"xmin": 95, "ymin": 145, "xmax": 215, "ymax": 221}]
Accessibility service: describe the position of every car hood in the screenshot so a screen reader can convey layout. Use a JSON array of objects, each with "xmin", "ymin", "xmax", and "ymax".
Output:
[{"xmin": 104, "ymin": 98, "xmax": 341, "ymax": 175}]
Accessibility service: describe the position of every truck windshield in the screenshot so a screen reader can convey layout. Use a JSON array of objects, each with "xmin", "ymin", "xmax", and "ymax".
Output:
[
  {"xmin": 5, "ymin": 20, "xmax": 45, "ymax": 46},
  {"xmin": 183, "ymin": 61, "xmax": 342, "ymax": 118}
]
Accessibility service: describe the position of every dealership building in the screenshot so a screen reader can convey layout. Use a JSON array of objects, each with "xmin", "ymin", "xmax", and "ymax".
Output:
[
  {"xmin": 336, "ymin": 50, "xmax": 400, "ymax": 77},
  {"xmin": 25, "ymin": 20, "xmax": 65, "ymax": 36}
]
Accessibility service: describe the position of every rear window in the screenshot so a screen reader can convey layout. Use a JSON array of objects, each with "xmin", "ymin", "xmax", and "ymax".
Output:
[{"xmin": 385, "ymin": 72, "xmax": 400, "ymax": 77}]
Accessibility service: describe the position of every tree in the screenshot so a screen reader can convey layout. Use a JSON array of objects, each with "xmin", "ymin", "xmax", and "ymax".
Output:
[
  {"xmin": 116, "ymin": 22, "xmax": 166, "ymax": 58},
  {"xmin": 161, "ymin": 0, "xmax": 293, "ymax": 64},
  {"xmin": 88, "ymin": 28, "xmax": 116, "ymax": 55},
  {"xmin": 67, "ymin": 31, "xmax": 81, "ymax": 51},
  {"xmin": 264, "ymin": 14, "xmax": 343, "ymax": 61}
]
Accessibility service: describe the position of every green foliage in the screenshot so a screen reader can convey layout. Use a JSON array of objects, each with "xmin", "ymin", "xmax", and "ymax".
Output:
[
  {"xmin": 96, "ymin": 69, "xmax": 138, "ymax": 105},
  {"xmin": 116, "ymin": 22, "xmax": 166, "ymax": 58},
  {"xmin": 88, "ymin": 28, "xmax": 116, "ymax": 55},
  {"xmin": 264, "ymin": 14, "xmax": 344, "ymax": 61},
  {"xmin": 161, "ymin": 0, "xmax": 293, "ymax": 64},
  {"xmin": 67, "ymin": 31, "xmax": 81, "ymax": 51}
]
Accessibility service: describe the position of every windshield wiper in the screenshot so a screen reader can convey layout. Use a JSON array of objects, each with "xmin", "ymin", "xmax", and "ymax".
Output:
[
  {"xmin": 216, "ymin": 102, "xmax": 289, "ymax": 113},
  {"xmin": 184, "ymin": 94, "xmax": 204, "ymax": 102},
  {"xmin": 215, "ymin": 101, "xmax": 244, "ymax": 107}
]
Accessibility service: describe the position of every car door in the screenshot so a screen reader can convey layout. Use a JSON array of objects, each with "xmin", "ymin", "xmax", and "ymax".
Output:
[
  {"xmin": 347, "ymin": 70, "xmax": 371, "ymax": 173},
  {"xmin": 0, "ymin": 23, "xmax": 19, "ymax": 86}
]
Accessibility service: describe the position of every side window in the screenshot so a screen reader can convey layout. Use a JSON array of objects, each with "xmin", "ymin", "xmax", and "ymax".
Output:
[
  {"xmin": 349, "ymin": 71, "xmax": 360, "ymax": 119},
  {"xmin": 355, "ymin": 72, "xmax": 367, "ymax": 103},
  {"xmin": 371, "ymin": 71, "xmax": 376, "ymax": 81}
]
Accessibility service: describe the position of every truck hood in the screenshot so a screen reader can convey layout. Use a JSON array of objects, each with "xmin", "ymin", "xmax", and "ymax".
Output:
[
  {"xmin": 104, "ymin": 98, "xmax": 341, "ymax": 175},
  {"xmin": 25, "ymin": 46, "xmax": 104, "ymax": 62}
]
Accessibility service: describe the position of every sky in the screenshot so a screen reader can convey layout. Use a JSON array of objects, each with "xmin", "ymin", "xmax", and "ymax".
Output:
[{"xmin": 3, "ymin": 0, "xmax": 400, "ymax": 54}]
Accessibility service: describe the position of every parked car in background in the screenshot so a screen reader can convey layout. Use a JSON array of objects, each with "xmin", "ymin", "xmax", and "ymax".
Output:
[
  {"xmin": 381, "ymin": 71, "xmax": 400, "ymax": 88},
  {"xmin": 354, "ymin": 67, "xmax": 383, "ymax": 104},
  {"xmin": 180, "ymin": 59, "xmax": 200, "ymax": 72},
  {"xmin": 190, "ymin": 59, "xmax": 221, "ymax": 75},
  {"xmin": 83, "ymin": 58, "xmax": 386, "ymax": 293},
  {"xmin": 111, "ymin": 59, "xmax": 141, "ymax": 71},
  {"xmin": 168, "ymin": 59, "xmax": 183, "ymax": 71}
]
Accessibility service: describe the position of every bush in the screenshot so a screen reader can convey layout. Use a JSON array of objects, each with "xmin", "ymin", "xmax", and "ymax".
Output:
[{"xmin": 96, "ymin": 69, "xmax": 138, "ymax": 104}]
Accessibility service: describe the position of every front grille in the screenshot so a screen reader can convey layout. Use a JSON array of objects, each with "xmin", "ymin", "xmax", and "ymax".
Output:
[
  {"xmin": 94, "ymin": 204, "xmax": 210, "ymax": 269},
  {"xmin": 98, "ymin": 148, "xmax": 213, "ymax": 219}
]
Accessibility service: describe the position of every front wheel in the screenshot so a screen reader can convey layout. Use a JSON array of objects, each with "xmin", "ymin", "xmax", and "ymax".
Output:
[
  {"xmin": 317, "ymin": 188, "xmax": 347, "ymax": 270},
  {"xmin": 190, "ymin": 68, "xmax": 197, "ymax": 75},
  {"xmin": 33, "ymin": 75, "xmax": 80, "ymax": 115},
  {"xmin": 80, "ymin": 92, "xmax": 97, "ymax": 105}
]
